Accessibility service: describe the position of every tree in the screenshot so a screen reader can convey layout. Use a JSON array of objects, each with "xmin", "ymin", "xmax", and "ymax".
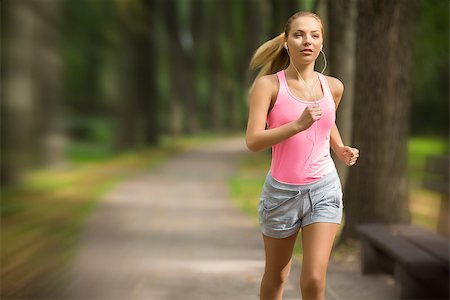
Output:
[
  {"xmin": 269, "ymin": 0, "xmax": 299, "ymax": 37},
  {"xmin": 1, "ymin": 0, "xmax": 35, "ymax": 186},
  {"xmin": 1, "ymin": 0, "xmax": 64, "ymax": 186},
  {"xmin": 327, "ymin": 0, "xmax": 357, "ymax": 188},
  {"xmin": 163, "ymin": 0, "xmax": 198, "ymax": 135},
  {"xmin": 340, "ymin": 0, "xmax": 418, "ymax": 242},
  {"xmin": 204, "ymin": 0, "xmax": 227, "ymax": 131},
  {"xmin": 31, "ymin": 2, "xmax": 65, "ymax": 169},
  {"xmin": 411, "ymin": 0, "xmax": 449, "ymax": 136},
  {"xmin": 114, "ymin": 0, "xmax": 159, "ymax": 147}
]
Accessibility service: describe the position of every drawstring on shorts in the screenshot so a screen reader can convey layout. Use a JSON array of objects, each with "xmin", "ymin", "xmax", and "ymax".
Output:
[{"xmin": 307, "ymin": 189, "xmax": 314, "ymax": 215}]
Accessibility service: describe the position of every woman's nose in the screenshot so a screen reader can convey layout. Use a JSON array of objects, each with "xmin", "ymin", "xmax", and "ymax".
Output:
[{"xmin": 303, "ymin": 36, "xmax": 312, "ymax": 44}]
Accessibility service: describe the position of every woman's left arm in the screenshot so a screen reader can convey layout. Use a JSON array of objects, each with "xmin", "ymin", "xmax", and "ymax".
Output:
[{"xmin": 327, "ymin": 77, "xmax": 359, "ymax": 167}]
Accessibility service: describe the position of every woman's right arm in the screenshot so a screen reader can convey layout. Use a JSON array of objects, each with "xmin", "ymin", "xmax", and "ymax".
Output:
[{"xmin": 245, "ymin": 76, "xmax": 318, "ymax": 152}]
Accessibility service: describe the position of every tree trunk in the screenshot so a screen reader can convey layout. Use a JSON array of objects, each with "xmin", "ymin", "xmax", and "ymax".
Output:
[
  {"xmin": 327, "ymin": 0, "xmax": 357, "ymax": 188},
  {"xmin": 222, "ymin": 0, "xmax": 238, "ymax": 131},
  {"xmin": 115, "ymin": 18, "xmax": 140, "ymax": 149},
  {"xmin": 339, "ymin": 0, "xmax": 417, "ymax": 242},
  {"xmin": 30, "ymin": 1, "xmax": 67, "ymax": 169},
  {"xmin": 115, "ymin": 0, "xmax": 158, "ymax": 149},
  {"xmin": 190, "ymin": 0, "xmax": 205, "ymax": 129},
  {"xmin": 0, "ymin": 0, "xmax": 64, "ymax": 185},
  {"xmin": 269, "ymin": 0, "xmax": 299, "ymax": 36},
  {"xmin": 244, "ymin": 0, "xmax": 270, "ymax": 89},
  {"xmin": 132, "ymin": 32, "xmax": 158, "ymax": 145},
  {"xmin": 205, "ymin": 0, "xmax": 225, "ymax": 131},
  {"xmin": 236, "ymin": 0, "xmax": 271, "ymax": 130},
  {"xmin": 314, "ymin": 0, "xmax": 328, "ymax": 58},
  {"xmin": 1, "ymin": 1, "xmax": 32, "ymax": 185},
  {"xmin": 136, "ymin": 0, "xmax": 158, "ymax": 145},
  {"xmin": 163, "ymin": 0, "xmax": 198, "ymax": 135}
]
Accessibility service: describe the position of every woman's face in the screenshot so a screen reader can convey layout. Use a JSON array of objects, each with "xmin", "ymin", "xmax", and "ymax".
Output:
[{"xmin": 286, "ymin": 16, "xmax": 323, "ymax": 64}]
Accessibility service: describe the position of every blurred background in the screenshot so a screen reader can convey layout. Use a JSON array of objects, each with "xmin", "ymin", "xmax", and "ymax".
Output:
[{"xmin": 1, "ymin": 0, "xmax": 448, "ymax": 298}]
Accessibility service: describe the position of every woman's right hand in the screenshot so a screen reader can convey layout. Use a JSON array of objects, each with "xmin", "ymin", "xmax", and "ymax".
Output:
[
  {"xmin": 296, "ymin": 103, "xmax": 322, "ymax": 131},
  {"xmin": 247, "ymin": 76, "xmax": 323, "ymax": 152}
]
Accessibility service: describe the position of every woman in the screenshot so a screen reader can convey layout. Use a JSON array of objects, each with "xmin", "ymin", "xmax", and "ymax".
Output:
[{"xmin": 246, "ymin": 11, "xmax": 360, "ymax": 300}]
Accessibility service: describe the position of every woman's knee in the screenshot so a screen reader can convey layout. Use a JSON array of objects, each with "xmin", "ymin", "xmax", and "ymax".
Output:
[
  {"xmin": 300, "ymin": 273, "xmax": 325, "ymax": 296},
  {"xmin": 264, "ymin": 266, "xmax": 291, "ymax": 286}
]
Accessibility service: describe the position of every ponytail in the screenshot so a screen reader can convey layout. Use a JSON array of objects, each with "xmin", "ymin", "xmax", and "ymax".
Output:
[{"xmin": 249, "ymin": 33, "xmax": 289, "ymax": 92}]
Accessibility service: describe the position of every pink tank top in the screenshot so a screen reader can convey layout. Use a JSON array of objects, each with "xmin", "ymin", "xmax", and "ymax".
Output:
[{"xmin": 268, "ymin": 70, "xmax": 336, "ymax": 184}]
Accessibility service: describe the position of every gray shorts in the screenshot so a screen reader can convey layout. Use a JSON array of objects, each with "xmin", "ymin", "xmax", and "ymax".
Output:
[{"xmin": 258, "ymin": 169, "xmax": 343, "ymax": 238}]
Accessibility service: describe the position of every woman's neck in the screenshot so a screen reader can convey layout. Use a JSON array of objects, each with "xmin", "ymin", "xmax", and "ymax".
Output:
[{"xmin": 286, "ymin": 63, "xmax": 316, "ymax": 83}]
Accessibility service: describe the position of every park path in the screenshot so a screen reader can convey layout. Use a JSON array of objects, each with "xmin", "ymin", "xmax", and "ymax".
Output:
[{"xmin": 61, "ymin": 137, "xmax": 395, "ymax": 300}]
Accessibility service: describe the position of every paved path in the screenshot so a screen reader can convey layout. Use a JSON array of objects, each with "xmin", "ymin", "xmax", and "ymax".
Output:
[{"xmin": 61, "ymin": 137, "xmax": 396, "ymax": 300}]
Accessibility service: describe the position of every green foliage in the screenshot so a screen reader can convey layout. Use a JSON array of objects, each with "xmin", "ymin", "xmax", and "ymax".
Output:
[
  {"xmin": 300, "ymin": 0, "xmax": 316, "ymax": 11},
  {"xmin": 407, "ymin": 135, "xmax": 449, "ymax": 182},
  {"xmin": 62, "ymin": 0, "xmax": 115, "ymax": 115},
  {"xmin": 411, "ymin": 0, "xmax": 449, "ymax": 136}
]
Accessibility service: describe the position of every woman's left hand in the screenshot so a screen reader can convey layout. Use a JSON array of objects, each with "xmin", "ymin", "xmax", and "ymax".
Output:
[{"xmin": 336, "ymin": 146, "xmax": 359, "ymax": 166}]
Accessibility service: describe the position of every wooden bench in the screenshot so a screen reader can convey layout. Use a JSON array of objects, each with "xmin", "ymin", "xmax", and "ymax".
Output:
[
  {"xmin": 357, "ymin": 224, "xmax": 449, "ymax": 299},
  {"xmin": 422, "ymin": 155, "xmax": 449, "ymax": 237}
]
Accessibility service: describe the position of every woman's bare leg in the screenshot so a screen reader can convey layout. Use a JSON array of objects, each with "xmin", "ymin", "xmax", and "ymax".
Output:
[
  {"xmin": 300, "ymin": 223, "xmax": 339, "ymax": 300},
  {"xmin": 260, "ymin": 232, "xmax": 298, "ymax": 300}
]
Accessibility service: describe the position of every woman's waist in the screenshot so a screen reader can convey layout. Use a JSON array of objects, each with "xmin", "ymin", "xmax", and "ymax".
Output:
[
  {"xmin": 269, "ymin": 159, "xmax": 336, "ymax": 185},
  {"xmin": 271, "ymin": 137, "xmax": 331, "ymax": 157}
]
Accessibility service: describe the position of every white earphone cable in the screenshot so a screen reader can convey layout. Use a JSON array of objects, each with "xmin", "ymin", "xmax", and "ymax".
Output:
[{"xmin": 285, "ymin": 46, "xmax": 328, "ymax": 167}]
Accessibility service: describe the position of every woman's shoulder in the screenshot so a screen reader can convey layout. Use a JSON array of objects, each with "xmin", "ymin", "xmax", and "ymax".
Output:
[
  {"xmin": 324, "ymin": 75, "xmax": 344, "ymax": 99},
  {"xmin": 253, "ymin": 73, "xmax": 279, "ymax": 94},
  {"xmin": 256, "ymin": 73, "xmax": 279, "ymax": 86}
]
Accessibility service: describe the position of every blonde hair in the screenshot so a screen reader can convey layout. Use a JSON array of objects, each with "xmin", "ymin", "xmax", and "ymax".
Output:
[{"xmin": 249, "ymin": 11, "xmax": 324, "ymax": 91}]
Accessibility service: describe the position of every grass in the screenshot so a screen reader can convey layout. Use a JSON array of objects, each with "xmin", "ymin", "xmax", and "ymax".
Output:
[
  {"xmin": 1, "ymin": 134, "xmax": 223, "ymax": 298},
  {"xmin": 229, "ymin": 151, "xmax": 270, "ymax": 218},
  {"xmin": 407, "ymin": 136, "xmax": 449, "ymax": 183},
  {"xmin": 407, "ymin": 136, "xmax": 449, "ymax": 230},
  {"xmin": 228, "ymin": 135, "xmax": 449, "ymax": 257}
]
